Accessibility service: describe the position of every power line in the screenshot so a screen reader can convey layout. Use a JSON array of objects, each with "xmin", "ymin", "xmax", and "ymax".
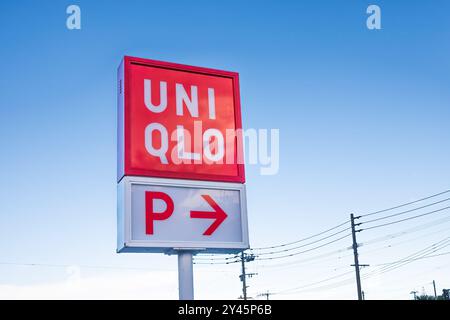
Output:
[
  {"xmin": 360, "ymin": 206, "xmax": 450, "ymax": 231},
  {"xmin": 373, "ymin": 237, "xmax": 450, "ymax": 271},
  {"xmin": 254, "ymin": 246, "xmax": 352, "ymax": 269},
  {"xmin": 275, "ymin": 270, "xmax": 354, "ymax": 294},
  {"xmin": 361, "ymin": 237, "xmax": 450, "ymax": 280},
  {"xmin": 361, "ymin": 246, "xmax": 450, "ymax": 281},
  {"xmin": 360, "ymin": 215, "xmax": 450, "ymax": 246},
  {"xmin": 376, "ymin": 239, "xmax": 450, "ymax": 273},
  {"xmin": 0, "ymin": 262, "xmax": 173, "ymax": 272},
  {"xmin": 279, "ymin": 239, "xmax": 450, "ymax": 297},
  {"xmin": 251, "ymin": 220, "xmax": 349, "ymax": 250},
  {"xmin": 262, "ymin": 237, "xmax": 450, "ymax": 298},
  {"xmin": 193, "ymin": 259, "xmax": 241, "ymax": 265},
  {"xmin": 277, "ymin": 276, "xmax": 356, "ymax": 295},
  {"xmin": 279, "ymin": 212, "xmax": 448, "ymax": 294},
  {"xmin": 249, "ymin": 191, "xmax": 450, "ymax": 299},
  {"xmin": 359, "ymin": 224, "xmax": 450, "ymax": 256},
  {"xmin": 360, "ymin": 198, "xmax": 450, "ymax": 224},
  {"xmin": 359, "ymin": 189, "xmax": 450, "ymax": 218},
  {"xmin": 194, "ymin": 254, "xmax": 239, "ymax": 261},
  {"xmin": 257, "ymin": 261, "xmax": 350, "ymax": 273},
  {"xmin": 254, "ymin": 233, "xmax": 351, "ymax": 261},
  {"xmin": 251, "ymin": 218, "xmax": 449, "ymax": 267},
  {"xmin": 371, "ymin": 251, "xmax": 450, "ymax": 266},
  {"xmin": 255, "ymin": 254, "xmax": 352, "ymax": 272},
  {"xmin": 251, "ymin": 227, "xmax": 351, "ymax": 256}
]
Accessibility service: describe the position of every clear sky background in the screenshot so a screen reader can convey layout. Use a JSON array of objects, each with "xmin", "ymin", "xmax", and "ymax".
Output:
[{"xmin": 0, "ymin": 0, "xmax": 449, "ymax": 300}]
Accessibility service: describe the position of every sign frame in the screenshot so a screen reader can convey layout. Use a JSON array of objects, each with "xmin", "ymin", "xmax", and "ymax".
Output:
[
  {"xmin": 117, "ymin": 176, "xmax": 250, "ymax": 254},
  {"xmin": 117, "ymin": 56, "xmax": 246, "ymax": 183}
]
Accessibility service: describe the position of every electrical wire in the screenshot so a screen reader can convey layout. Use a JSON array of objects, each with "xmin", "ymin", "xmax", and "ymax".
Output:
[
  {"xmin": 274, "ymin": 270, "xmax": 355, "ymax": 295},
  {"xmin": 194, "ymin": 254, "xmax": 239, "ymax": 261},
  {"xmin": 254, "ymin": 233, "xmax": 351, "ymax": 261},
  {"xmin": 359, "ymin": 189, "xmax": 450, "ymax": 218},
  {"xmin": 275, "ymin": 240, "xmax": 450, "ymax": 297},
  {"xmin": 0, "ymin": 262, "xmax": 174, "ymax": 272},
  {"xmin": 361, "ymin": 237, "xmax": 450, "ymax": 280},
  {"xmin": 254, "ymin": 247, "xmax": 352, "ymax": 270},
  {"xmin": 360, "ymin": 206, "xmax": 450, "ymax": 231},
  {"xmin": 193, "ymin": 258, "xmax": 241, "ymax": 265},
  {"xmin": 361, "ymin": 247, "xmax": 450, "ymax": 281},
  {"xmin": 251, "ymin": 219, "xmax": 349, "ymax": 250},
  {"xmin": 360, "ymin": 215, "xmax": 450, "ymax": 246},
  {"xmin": 370, "ymin": 251, "xmax": 450, "ymax": 266},
  {"xmin": 359, "ymin": 223, "xmax": 450, "ymax": 256},
  {"xmin": 277, "ymin": 276, "xmax": 356, "ymax": 295},
  {"xmin": 360, "ymin": 197, "xmax": 450, "ymax": 224},
  {"xmin": 251, "ymin": 227, "xmax": 351, "ymax": 256},
  {"xmin": 375, "ymin": 239, "xmax": 450, "ymax": 274},
  {"xmin": 255, "ymin": 212, "xmax": 450, "ymax": 270},
  {"xmin": 262, "ymin": 218, "xmax": 450, "ymax": 298}
]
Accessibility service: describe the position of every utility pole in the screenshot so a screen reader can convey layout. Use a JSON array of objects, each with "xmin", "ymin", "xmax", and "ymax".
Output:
[
  {"xmin": 258, "ymin": 291, "xmax": 274, "ymax": 300},
  {"xmin": 362, "ymin": 291, "xmax": 365, "ymax": 300},
  {"xmin": 240, "ymin": 252, "xmax": 247, "ymax": 300},
  {"xmin": 239, "ymin": 251, "xmax": 256, "ymax": 300},
  {"xmin": 433, "ymin": 280, "xmax": 437, "ymax": 299},
  {"xmin": 350, "ymin": 213, "xmax": 363, "ymax": 300}
]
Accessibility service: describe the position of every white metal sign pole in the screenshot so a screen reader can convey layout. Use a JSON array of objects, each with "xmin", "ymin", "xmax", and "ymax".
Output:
[{"xmin": 177, "ymin": 250, "xmax": 194, "ymax": 300}]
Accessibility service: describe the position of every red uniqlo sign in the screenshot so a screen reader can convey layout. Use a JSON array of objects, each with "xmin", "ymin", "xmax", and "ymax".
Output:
[{"xmin": 117, "ymin": 56, "xmax": 245, "ymax": 183}]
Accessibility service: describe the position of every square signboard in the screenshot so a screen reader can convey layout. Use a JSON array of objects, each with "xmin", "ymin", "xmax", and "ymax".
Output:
[{"xmin": 117, "ymin": 56, "xmax": 245, "ymax": 183}]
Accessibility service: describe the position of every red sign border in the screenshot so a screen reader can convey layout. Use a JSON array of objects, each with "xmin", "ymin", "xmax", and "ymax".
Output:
[{"xmin": 121, "ymin": 56, "xmax": 245, "ymax": 183}]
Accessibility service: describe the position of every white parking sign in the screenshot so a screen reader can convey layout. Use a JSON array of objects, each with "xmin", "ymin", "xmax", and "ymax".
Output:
[{"xmin": 117, "ymin": 176, "xmax": 249, "ymax": 253}]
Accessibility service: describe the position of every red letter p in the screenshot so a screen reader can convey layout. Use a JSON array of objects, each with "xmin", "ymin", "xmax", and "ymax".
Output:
[{"xmin": 145, "ymin": 191, "xmax": 174, "ymax": 234}]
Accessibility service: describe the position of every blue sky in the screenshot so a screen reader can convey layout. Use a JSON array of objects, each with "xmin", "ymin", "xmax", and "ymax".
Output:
[{"xmin": 0, "ymin": 0, "xmax": 449, "ymax": 299}]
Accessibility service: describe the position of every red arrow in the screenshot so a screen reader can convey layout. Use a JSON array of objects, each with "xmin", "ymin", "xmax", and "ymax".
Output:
[{"xmin": 190, "ymin": 195, "xmax": 228, "ymax": 236}]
